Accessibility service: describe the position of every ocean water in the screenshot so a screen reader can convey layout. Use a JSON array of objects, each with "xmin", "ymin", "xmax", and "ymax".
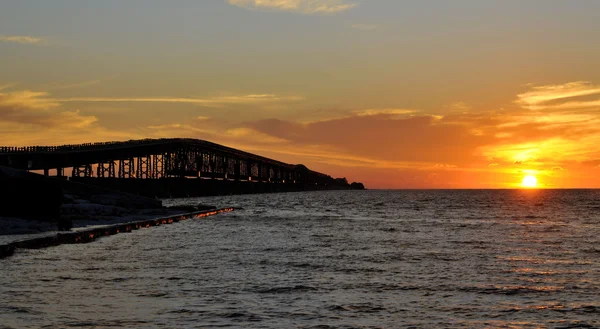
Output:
[{"xmin": 1, "ymin": 190, "xmax": 600, "ymax": 328}]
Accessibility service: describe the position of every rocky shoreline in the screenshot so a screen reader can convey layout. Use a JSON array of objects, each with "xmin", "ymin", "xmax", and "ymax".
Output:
[
  {"xmin": 0, "ymin": 165, "xmax": 228, "ymax": 257},
  {"xmin": 0, "ymin": 207, "xmax": 234, "ymax": 259}
]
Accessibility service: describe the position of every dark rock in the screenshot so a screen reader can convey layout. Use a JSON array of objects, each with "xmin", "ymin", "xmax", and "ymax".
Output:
[
  {"xmin": 166, "ymin": 203, "xmax": 216, "ymax": 212},
  {"xmin": 89, "ymin": 193, "xmax": 161, "ymax": 209},
  {"xmin": 196, "ymin": 204, "xmax": 217, "ymax": 211},
  {"xmin": 0, "ymin": 244, "xmax": 15, "ymax": 259},
  {"xmin": 350, "ymin": 182, "xmax": 365, "ymax": 190},
  {"xmin": 0, "ymin": 176, "xmax": 64, "ymax": 222},
  {"xmin": 57, "ymin": 217, "xmax": 73, "ymax": 231},
  {"xmin": 167, "ymin": 205, "xmax": 197, "ymax": 212}
]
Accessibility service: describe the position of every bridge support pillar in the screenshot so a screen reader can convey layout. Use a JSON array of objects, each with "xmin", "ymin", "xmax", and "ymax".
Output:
[
  {"xmin": 152, "ymin": 154, "xmax": 164, "ymax": 179},
  {"xmin": 234, "ymin": 159, "xmax": 240, "ymax": 181},
  {"xmin": 97, "ymin": 161, "xmax": 116, "ymax": 178},
  {"xmin": 73, "ymin": 164, "xmax": 93, "ymax": 178},
  {"xmin": 247, "ymin": 161, "xmax": 251, "ymax": 181},
  {"xmin": 118, "ymin": 159, "xmax": 134, "ymax": 178},
  {"xmin": 136, "ymin": 156, "xmax": 151, "ymax": 179}
]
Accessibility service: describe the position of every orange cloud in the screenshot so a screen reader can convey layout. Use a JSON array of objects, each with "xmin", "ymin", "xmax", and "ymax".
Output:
[
  {"xmin": 247, "ymin": 114, "xmax": 492, "ymax": 164},
  {"xmin": 57, "ymin": 94, "xmax": 303, "ymax": 106},
  {"xmin": 0, "ymin": 88, "xmax": 137, "ymax": 146},
  {"xmin": 352, "ymin": 108, "xmax": 417, "ymax": 117},
  {"xmin": 0, "ymin": 89, "xmax": 96, "ymax": 128},
  {"xmin": 516, "ymin": 81, "xmax": 600, "ymax": 110}
]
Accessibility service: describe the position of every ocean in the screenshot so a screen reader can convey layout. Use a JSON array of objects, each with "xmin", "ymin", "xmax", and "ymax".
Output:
[{"xmin": 1, "ymin": 190, "xmax": 599, "ymax": 328}]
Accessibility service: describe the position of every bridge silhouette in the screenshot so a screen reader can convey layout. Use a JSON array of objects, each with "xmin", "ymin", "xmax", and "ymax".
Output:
[{"xmin": 0, "ymin": 139, "xmax": 353, "ymax": 197}]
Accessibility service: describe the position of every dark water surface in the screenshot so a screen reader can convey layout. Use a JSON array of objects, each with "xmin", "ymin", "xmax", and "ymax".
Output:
[{"xmin": 1, "ymin": 190, "xmax": 600, "ymax": 328}]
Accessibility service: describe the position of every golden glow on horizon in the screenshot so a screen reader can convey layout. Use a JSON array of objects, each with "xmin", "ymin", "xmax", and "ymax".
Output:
[{"xmin": 521, "ymin": 175, "xmax": 538, "ymax": 188}]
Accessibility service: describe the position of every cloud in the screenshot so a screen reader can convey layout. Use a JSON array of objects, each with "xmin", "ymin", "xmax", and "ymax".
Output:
[
  {"xmin": 147, "ymin": 124, "xmax": 186, "ymax": 130},
  {"xmin": 352, "ymin": 108, "xmax": 416, "ymax": 117},
  {"xmin": 475, "ymin": 82, "xmax": 600, "ymax": 167},
  {"xmin": 517, "ymin": 81, "xmax": 600, "ymax": 110},
  {"xmin": 351, "ymin": 24, "xmax": 378, "ymax": 31},
  {"xmin": 227, "ymin": 0, "xmax": 357, "ymax": 14},
  {"xmin": 57, "ymin": 94, "xmax": 303, "ymax": 106},
  {"xmin": 448, "ymin": 102, "xmax": 471, "ymax": 112},
  {"xmin": 0, "ymin": 89, "xmax": 96, "ymax": 128},
  {"xmin": 247, "ymin": 114, "xmax": 492, "ymax": 164},
  {"xmin": 0, "ymin": 88, "xmax": 142, "ymax": 146},
  {"xmin": 528, "ymin": 99, "xmax": 600, "ymax": 111},
  {"xmin": 434, "ymin": 164, "xmax": 457, "ymax": 169},
  {"xmin": 0, "ymin": 121, "xmax": 138, "ymax": 146},
  {"xmin": 0, "ymin": 35, "xmax": 44, "ymax": 45},
  {"xmin": 224, "ymin": 127, "xmax": 290, "ymax": 144},
  {"xmin": 0, "ymin": 90, "xmax": 60, "ymax": 111}
]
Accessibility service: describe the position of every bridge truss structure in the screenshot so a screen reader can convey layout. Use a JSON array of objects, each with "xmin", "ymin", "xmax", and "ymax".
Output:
[{"xmin": 0, "ymin": 139, "xmax": 333, "ymax": 185}]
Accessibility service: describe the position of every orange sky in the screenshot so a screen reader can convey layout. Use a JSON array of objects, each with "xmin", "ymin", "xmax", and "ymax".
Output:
[{"xmin": 2, "ymin": 1, "xmax": 600, "ymax": 188}]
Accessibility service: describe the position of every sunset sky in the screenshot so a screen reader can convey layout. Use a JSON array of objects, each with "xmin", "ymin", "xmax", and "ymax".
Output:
[{"xmin": 2, "ymin": 0, "xmax": 600, "ymax": 188}]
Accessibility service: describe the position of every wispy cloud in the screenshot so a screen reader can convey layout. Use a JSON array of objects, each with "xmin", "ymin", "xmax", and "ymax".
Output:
[
  {"xmin": 353, "ymin": 108, "xmax": 416, "ymax": 117},
  {"xmin": 447, "ymin": 102, "xmax": 471, "ymax": 112},
  {"xmin": 0, "ymin": 89, "xmax": 96, "ymax": 128},
  {"xmin": 526, "ymin": 99, "xmax": 600, "ymax": 111},
  {"xmin": 0, "ymin": 88, "xmax": 141, "ymax": 146},
  {"xmin": 517, "ymin": 81, "xmax": 600, "ymax": 110},
  {"xmin": 228, "ymin": 0, "xmax": 357, "ymax": 14},
  {"xmin": 350, "ymin": 24, "xmax": 378, "ymax": 31},
  {"xmin": 57, "ymin": 94, "xmax": 304, "ymax": 106},
  {"xmin": 0, "ymin": 90, "xmax": 61, "ymax": 111},
  {"xmin": 0, "ymin": 35, "xmax": 44, "ymax": 45},
  {"xmin": 147, "ymin": 124, "xmax": 186, "ymax": 130}
]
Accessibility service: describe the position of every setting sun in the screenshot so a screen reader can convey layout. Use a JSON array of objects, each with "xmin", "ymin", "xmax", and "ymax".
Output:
[{"xmin": 522, "ymin": 175, "xmax": 538, "ymax": 188}]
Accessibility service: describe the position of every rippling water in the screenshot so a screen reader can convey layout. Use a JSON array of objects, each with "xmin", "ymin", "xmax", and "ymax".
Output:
[{"xmin": 1, "ymin": 190, "xmax": 600, "ymax": 328}]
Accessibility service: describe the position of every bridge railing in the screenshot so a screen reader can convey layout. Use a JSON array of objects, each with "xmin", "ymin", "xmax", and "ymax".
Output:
[{"xmin": 0, "ymin": 138, "xmax": 170, "ymax": 154}]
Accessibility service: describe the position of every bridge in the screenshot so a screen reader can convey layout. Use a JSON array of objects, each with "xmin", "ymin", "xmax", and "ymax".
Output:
[{"xmin": 0, "ymin": 139, "xmax": 354, "ymax": 197}]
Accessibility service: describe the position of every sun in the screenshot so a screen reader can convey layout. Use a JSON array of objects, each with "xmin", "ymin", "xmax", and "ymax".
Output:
[{"xmin": 521, "ymin": 175, "xmax": 538, "ymax": 188}]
